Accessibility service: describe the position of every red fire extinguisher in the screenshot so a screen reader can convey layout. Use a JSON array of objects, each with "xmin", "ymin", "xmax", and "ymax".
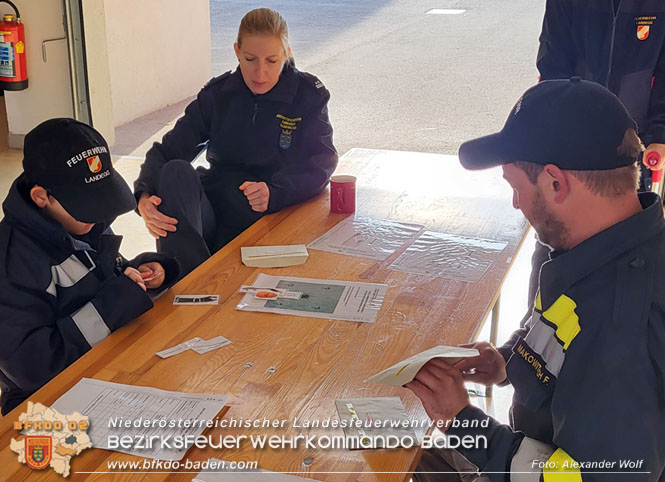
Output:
[{"xmin": 0, "ymin": 1, "xmax": 27, "ymax": 90}]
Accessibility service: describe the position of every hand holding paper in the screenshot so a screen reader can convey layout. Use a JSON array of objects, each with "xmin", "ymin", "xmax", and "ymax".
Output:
[
  {"xmin": 405, "ymin": 358, "xmax": 470, "ymax": 428},
  {"xmin": 364, "ymin": 345, "xmax": 479, "ymax": 387}
]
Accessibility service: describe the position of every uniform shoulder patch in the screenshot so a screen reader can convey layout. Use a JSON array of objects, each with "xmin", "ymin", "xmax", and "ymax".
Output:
[
  {"xmin": 202, "ymin": 71, "xmax": 232, "ymax": 91},
  {"xmin": 299, "ymin": 71, "xmax": 329, "ymax": 96}
]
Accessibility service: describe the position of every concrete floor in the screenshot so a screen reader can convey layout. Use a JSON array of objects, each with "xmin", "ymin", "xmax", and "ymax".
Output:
[{"xmin": 0, "ymin": 0, "xmax": 544, "ymax": 424}]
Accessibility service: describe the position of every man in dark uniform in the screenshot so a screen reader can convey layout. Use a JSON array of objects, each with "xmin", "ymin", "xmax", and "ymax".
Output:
[
  {"xmin": 530, "ymin": 0, "xmax": 665, "ymax": 302},
  {"xmin": 538, "ymin": 0, "xmax": 665, "ymax": 171},
  {"xmin": 409, "ymin": 79, "xmax": 665, "ymax": 481}
]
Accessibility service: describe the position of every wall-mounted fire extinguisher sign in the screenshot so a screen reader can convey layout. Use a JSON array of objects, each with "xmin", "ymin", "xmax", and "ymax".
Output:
[{"xmin": 0, "ymin": 1, "xmax": 27, "ymax": 90}]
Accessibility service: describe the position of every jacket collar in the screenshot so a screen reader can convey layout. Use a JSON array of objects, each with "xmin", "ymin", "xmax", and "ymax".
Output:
[
  {"xmin": 2, "ymin": 176, "xmax": 109, "ymax": 256},
  {"xmin": 221, "ymin": 62, "xmax": 299, "ymax": 104},
  {"xmin": 539, "ymin": 192, "xmax": 665, "ymax": 309}
]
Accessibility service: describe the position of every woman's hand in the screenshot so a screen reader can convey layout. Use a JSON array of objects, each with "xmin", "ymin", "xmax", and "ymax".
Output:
[
  {"xmin": 137, "ymin": 193, "xmax": 178, "ymax": 238},
  {"xmin": 239, "ymin": 181, "xmax": 270, "ymax": 212}
]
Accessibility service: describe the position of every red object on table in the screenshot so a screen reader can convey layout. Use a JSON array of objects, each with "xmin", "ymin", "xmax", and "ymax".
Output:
[{"xmin": 330, "ymin": 175, "xmax": 356, "ymax": 213}]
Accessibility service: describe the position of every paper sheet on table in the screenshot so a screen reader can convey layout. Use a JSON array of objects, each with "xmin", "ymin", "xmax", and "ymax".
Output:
[
  {"xmin": 364, "ymin": 346, "xmax": 479, "ymax": 386},
  {"xmin": 241, "ymin": 245, "xmax": 309, "ymax": 268},
  {"xmin": 235, "ymin": 273, "xmax": 387, "ymax": 323},
  {"xmin": 389, "ymin": 231, "xmax": 507, "ymax": 282},
  {"xmin": 193, "ymin": 459, "xmax": 319, "ymax": 481},
  {"xmin": 335, "ymin": 397, "xmax": 418, "ymax": 449},
  {"xmin": 308, "ymin": 216, "xmax": 423, "ymax": 261},
  {"xmin": 51, "ymin": 378, "xmax": 228, "ymax": 460}
]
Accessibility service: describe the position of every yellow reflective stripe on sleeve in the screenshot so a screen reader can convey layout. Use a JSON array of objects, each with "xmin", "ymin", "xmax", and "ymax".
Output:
[
  {"xmin": 535, "ymin": 292, "xmax": 542, "ymax": 311},
  {"xmin": 542, "ymin": 294, "xmax": 580, "ymax": 350},
  {"xmin": 543, "ymin": 448, "xmax": 582, "ymax": 482}
]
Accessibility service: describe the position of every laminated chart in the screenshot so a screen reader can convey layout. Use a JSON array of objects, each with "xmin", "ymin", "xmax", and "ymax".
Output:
[
  {"xmin": 309, "ymin": 216, "xmax": 423, "ymax": 261},
  {"xmin": 236, "ymin": 274, "xmax": 387, "ymax": 323},
  {"xmin": 389, "ymin": 231, "xmax": 507, "ymax": 282}
]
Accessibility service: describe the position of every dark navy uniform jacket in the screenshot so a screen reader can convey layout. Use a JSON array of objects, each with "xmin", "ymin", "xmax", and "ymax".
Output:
[
  {"xmin": 446, "ymin": 193, "xmax": 665, "ymax": 481},
  {"xmin": 538, "ymin": 0, "xmax": 665, "ymax": 145},
  {"xmin": 134, "ymin": 62, "xmax": 338, "ymax": 214},
  {"xmin": 0, "ymin": 179, "xmax": 179, "ymax": 415}
]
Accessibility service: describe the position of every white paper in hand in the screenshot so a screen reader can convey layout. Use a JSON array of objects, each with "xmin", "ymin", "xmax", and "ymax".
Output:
[{"xmin": 364, "ymin": 345, "xmax": 479, "ymax": 387}]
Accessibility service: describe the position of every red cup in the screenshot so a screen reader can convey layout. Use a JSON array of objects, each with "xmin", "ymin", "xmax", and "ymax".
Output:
[{"xmin": 330, "ymin": 175, "xmax": 356, "ymax": 213}]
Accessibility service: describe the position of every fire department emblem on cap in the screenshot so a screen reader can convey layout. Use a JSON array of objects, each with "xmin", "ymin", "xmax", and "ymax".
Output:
[
  {"xmin": 25, "ymin": 436, "xmax": 52, "ymax": 470},
  {"xmin": 86, "ymin": 155, "xmax": 102, "ymax": 173},
  {"xmin": 637, "ymin": 25, "xmax": 650, "ymax": 40}
]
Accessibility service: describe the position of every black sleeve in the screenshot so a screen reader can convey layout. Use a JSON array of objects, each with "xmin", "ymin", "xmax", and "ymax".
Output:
[
  {"xmin": 0, "ymin": 275, "xmax": 152, "ymax": 396},
  {"xmin": 536, "ymin": 0, "xmax": 576, "ymax": 81},
  {"xmin": 266, "ymin": 90, "xmax": 338, "ymax": 213},
  {"xmin": 645, "ymin": 40, "xmax": 665, "ymax": 145},
  {"xmin": 133, "ymin": 85, "xmax": 214, "ymax": 198}
]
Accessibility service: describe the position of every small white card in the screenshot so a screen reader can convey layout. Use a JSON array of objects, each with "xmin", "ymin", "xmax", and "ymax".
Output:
[
  {"xmin": 173, "ymin": 294, "xmax": 220, "ymax": 305},
  {"xmin": 190, "ymin": 336, "xmax": 232, "ymax": 354},
  {"xmin": 156, "ymin": 336, "xmax": 231, "ymax": 358},
  {"xmin": 335, "ymin": 397, "xmax": 418, "ymax": 449},
  {"xmin": 241, "ymin": 245, "xmax": 309, "ymax": 268}
]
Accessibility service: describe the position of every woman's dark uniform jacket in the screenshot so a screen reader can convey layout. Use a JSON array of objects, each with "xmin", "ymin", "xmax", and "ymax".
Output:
[{"xmin": 134, "ymin": 62, "xmax": 338, "ymax": 220}]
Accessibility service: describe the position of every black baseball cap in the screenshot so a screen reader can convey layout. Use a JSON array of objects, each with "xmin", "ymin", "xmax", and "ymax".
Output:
[
  {"xmin": 459, "ymin": 78, "xmax": 639, "ymax": 171},
  {"xmin": 22, "ymin": 118, "xmax": 136, "ymax": 223}
]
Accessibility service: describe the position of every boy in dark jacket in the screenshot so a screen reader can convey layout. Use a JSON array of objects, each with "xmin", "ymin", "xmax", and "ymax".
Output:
[{"xmin": 0, "ymin": 118, "xmax": 179, "ymax": 415}]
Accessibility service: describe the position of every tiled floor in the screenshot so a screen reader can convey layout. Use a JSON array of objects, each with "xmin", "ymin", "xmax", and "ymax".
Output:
[{"xmin": 0, "ymin": 117, "xmax": 536, "ymax": 425}]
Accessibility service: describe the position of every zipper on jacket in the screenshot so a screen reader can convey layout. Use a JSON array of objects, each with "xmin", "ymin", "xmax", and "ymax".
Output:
[
  {"xmin": 252, "ymin": 102, "xmax": 258, "ymax": 125},
  {"xmin": 606, "ymin": 0, "xmax": 623, "ymax": 87}
]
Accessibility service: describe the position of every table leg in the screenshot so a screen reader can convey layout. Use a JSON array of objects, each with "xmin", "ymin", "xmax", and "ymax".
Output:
[{"xmin": 486, "ymin": 294, "xmax": 501, "ymax": 399}]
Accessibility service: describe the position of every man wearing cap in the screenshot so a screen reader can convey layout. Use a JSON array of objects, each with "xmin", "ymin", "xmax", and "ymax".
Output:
[
  {"xmin": 0, "ymin": 118, "xmax": 179, "ymax": 415},
  {"xmin": 529, "ymin": 0, "xmax": 665, "ymax": 305},
  {"xmin": 408, "ymin": 79, "xmax": 665, "ymax": 480}
]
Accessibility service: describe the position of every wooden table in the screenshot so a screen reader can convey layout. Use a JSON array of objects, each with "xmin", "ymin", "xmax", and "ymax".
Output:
[{"xmin": 0, "ymin": 148, "xmax": 529, "ymax": 481}]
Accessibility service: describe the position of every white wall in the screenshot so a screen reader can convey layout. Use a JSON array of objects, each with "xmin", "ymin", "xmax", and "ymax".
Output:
[
  {"xmin": 3, "ymin": 0, "xmax": 73, "ymax": 147},
  {"xmin": 103, "ymin": 0, "xmax": 211, "ymax": 126},
  {"xmin": 82, "ymin": 0, "xmax": 115, "ymax": 145}
]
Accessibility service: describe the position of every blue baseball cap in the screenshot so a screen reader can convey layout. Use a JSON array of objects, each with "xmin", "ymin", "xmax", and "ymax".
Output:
[{"xmin": 459, "ymin": 78, "xmax": 639, "ymax": 171}]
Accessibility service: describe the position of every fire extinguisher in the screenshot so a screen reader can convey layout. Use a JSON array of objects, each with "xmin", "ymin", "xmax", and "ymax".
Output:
[{"xmin": 0, "ymin": 0, "xmax": 26, "ymax": 90}]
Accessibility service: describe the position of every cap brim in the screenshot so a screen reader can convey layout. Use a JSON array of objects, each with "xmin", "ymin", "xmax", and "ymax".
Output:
[
  {"xmin": 53, "ymin": 172, "xmax": 137, "ymax": 223},
  {"xmin": 458, "ymin": 132, "xmax": 513, "ymax": 170}
]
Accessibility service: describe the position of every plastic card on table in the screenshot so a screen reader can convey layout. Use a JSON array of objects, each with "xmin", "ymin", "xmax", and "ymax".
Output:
[
  {"xmin": 335, "ymin": 397, "xmax": 419, "ymax": 449},
  {"xmin": 308, "ymin": 216, "xmax": 423, "ymax": 261},
  {"xmin": 389, "ymin": 231, "xmax": 507, "ymax": 282}
]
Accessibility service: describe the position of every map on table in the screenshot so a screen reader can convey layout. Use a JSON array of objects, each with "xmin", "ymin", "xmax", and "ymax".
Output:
[
  {"xmin": 236, "ymin": 273, "xmax": 387, "ymax": 323},
  {"xmin": 389, "ymin": 231, "xmax": 508, "ymax": 282},
  {"xmin": 308, "ymin": 216, "xmax": 423, "ymax": 261}
]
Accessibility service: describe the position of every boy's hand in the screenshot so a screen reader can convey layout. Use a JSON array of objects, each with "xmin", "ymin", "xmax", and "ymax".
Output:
[
  {"xmin": 138, "ymin": 262, "xmax": 165, "ymax": 289},
  {"xmin": 239, "ymin": 181, "xmax": 270, "ymax": 212},
  {"xmin": 124, "ymin": 267, "xmax": 147, "ymax": 291},
  {"xmin": 138, "ymin": 193, "xmax": 178, "ymax": 238}
]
